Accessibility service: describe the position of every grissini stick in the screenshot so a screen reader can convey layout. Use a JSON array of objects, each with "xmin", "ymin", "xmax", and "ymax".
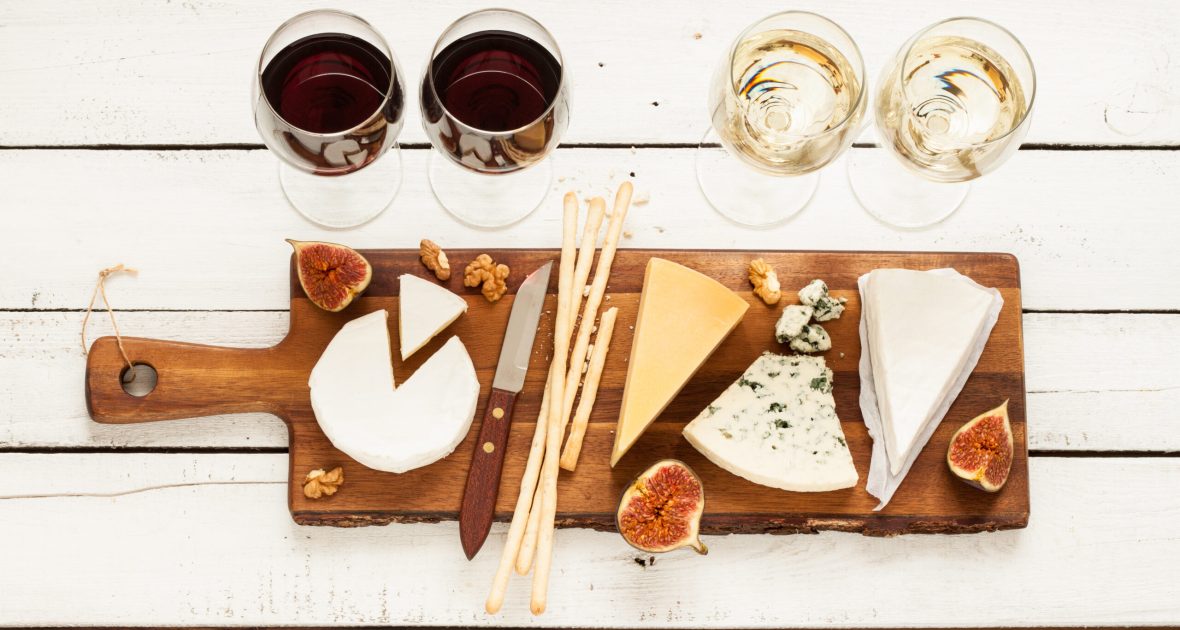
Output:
[{"xmin": 559, "ymin": 307, "xmax": 618, "ymax": 471}]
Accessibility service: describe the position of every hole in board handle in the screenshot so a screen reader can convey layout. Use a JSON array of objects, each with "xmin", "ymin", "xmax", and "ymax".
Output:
[{"xmin": 120, "ymin": 363, "xmax": 158, "ymax": 397}]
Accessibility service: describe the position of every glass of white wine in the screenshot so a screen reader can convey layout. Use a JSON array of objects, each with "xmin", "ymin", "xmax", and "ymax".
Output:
[
  {"xmin": 697, "ymin": 11, "xmax": 866, "ymax": 227},
  {"xmin": 847, "ymin": 17, "xmax": 1036, "ymax": 228}
]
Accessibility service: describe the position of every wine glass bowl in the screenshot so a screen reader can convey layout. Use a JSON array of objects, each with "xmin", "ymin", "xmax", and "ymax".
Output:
[
  {"xmin": 253, "ymin": 10, "xmax": 406, "ymax": 228},
  {"xmin": 420, "ymin": 8, "xmax": 569, "ymax": 228},
  {"xmin": 698, "ymin": 11, "xmax": 866, "ymax": 227},
  {"xmin": 875, "ymin": 17, "xmax": 1035, "ymax": 183},
  {"xmin": 848, "ymin": 17, "xmax": 1036, "ymax": 229}
]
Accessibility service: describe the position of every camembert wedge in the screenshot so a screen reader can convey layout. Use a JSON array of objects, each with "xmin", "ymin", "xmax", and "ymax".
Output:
[
  {"xmin": 863, "ymin": 269, "xmax": 998, "ymax": 475},
  {"xmin": 309, "ymin": 309, "xmax": 479, "ymax": 474},
  {"xmin": 398, "ymin": 274, "xmax": 467, "ymax": 360},
  {"xmin": 611, "ymin": 258, "xmax": 749, "ymax": 467},
  {"xmin": 683, "ymin": 353, "xmax": 857, "ymax": 492}
]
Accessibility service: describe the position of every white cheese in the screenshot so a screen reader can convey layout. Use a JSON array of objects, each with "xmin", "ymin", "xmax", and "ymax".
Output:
[
  {"xmin": 683, "ymin": 353, "xmax": 857, "ymax": 492},
  {"xmin": 398, "ymin": 274, "xmax": 468, "ymax": 360},
  {"xmin": 309, "ymin": 309, "xmax": 479, "ymax": 474},
  {"xmin": 862, "ymin": 269, "xmax": 997, "ymax": 475},
  {"xmin": 775, "ymin": 304, "xmax": 814, "ymax": 342},
  {"xmin": 788, "ymin": 322, "xmax": 831, "ymax": 353}
]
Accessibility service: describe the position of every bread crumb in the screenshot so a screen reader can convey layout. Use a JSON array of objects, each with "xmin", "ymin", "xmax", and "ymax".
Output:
[
  {"xmin": 632, "ymin": 190, "xmax": 650, "ymax": 206},
  {"xmin": 693, "ymin": 32, "xmax": 702, "ymax": 39}
]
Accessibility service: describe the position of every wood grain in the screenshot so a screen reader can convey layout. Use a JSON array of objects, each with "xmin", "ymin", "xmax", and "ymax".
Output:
[
  {"xmin": 4, "ymin": 148, "xmax": 1177, "ymax": 312},
  {"xmin": 86, "ymin": 249, "xmax": 1027, "ymax": 535},
  {"xmin": 459, "ymin": 387, "xmax": 518, "ymax": 559}
]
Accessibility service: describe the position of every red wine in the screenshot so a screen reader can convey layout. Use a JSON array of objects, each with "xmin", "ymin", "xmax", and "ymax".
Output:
[
  {"xmin": 262, "ymin": 32, "xmax": 398, "ymax": 133},
  {"xmin": 428, "ymin": 30, "xmax": 560, "ymax": 132}
]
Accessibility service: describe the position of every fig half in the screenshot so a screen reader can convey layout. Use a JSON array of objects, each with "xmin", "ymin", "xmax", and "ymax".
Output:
[
  {"xmin": 616, "ymin": 459, "xmax": 707, "ymax": 555},
  {"xmin": 947, "ymin": 400, "xmax": 1013, "ymax": 492},
  {"xmin": 288, "ymin": 239, "xmax": 372, "ymax": 312}
]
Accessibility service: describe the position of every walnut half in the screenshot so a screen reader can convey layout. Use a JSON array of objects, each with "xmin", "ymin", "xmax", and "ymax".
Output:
[
  {"xmin": 303, "ymin": 467, "xmax": 344, "ymax": 499},
  {"xmin": 464, "ymin": 254, "xmax": 510, "ymax": 302},
  {"xmin": 419, "ymin": 239, "xmax": 451, "ymax": 281},
  {"xmin": 748, "ymin": 259, "xmax": 782, "ymax": 305}
]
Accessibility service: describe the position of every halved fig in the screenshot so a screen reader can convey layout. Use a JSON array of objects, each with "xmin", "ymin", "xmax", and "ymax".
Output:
[
  {"xmin": 616, "ymin": 459, "xmax": 707, "ymax": 555},
  {"xmin": 287, "ymin": 239, "xmax": 372, "ymax": 312},
  {"xmin": 947, "ymin": 400, "xmax": 1014, "ymax": 492}
]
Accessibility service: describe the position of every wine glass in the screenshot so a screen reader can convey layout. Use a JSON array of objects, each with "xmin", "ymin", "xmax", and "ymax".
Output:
[
  {"xmin": 421, "ymin": 9, "xmax": 569, "ymax": 229},
  {"xmin": 253, "ymin": 10, "xmax": 406, "ymax": 229},
  {"xmin": 847, "ymin": 17, "xmax": 1036, "ymax": 228},
  {"xmin": 697, "ymin": 11, "xmax": 866, "ymax": 227}
]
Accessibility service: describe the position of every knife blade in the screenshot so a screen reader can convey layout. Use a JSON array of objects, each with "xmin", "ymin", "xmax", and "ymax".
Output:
[{"xmin": 459, "ymin": 261, "xmax": 552, "ymax": 560}]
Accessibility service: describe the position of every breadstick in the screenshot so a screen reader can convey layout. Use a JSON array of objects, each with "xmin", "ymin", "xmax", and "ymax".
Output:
[
  {"xmin": 532, "ymin": 182, "xmax": 632, "ymax": 615},
  {"xmin": 567, "ymin": 197, "xmax": 606, "ymax": 331},
  {"xmin": 485, "ymin": 377, "xmax": 551, "ymax": 613},
  {"xmin": 557, "ymin": 182, "xmax": 633, "ymax": 436},
  {"xmin": 486, "ymin": 193, "xmax": 578, "ymax": 614},
  {"xmin": 529, "ymin": 193, "xmax": 579, "ymax": 615},
  {"xmin": 514, "ymin": 471, "xmax": 545, "ymax": 574},
  {"xmin": 559, "ymin": 307, "xmax": 618, "ymax": 471}
]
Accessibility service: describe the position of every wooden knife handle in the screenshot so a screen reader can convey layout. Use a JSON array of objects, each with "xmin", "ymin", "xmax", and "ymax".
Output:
[
  {"xmin": 459, "ymin": 387, "xmax": 517, "ymax": 558},
  {"xmin": 85, "ymin": 336, "xmax": 300, "ymax": 424}
]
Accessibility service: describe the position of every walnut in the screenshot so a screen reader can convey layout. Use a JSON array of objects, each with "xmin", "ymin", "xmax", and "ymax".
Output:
[
  {"xmin": 419, "ymin": 239, "xmax": 451, "ymax": 281},
  {"xmin": 748, "ymin": 259, "xmax": 782, "ymax": 305},
  {"xmin": 464, "ymin": 254, "xmax": 510, "ymax": 302},
  {"xmin": 303, "ymin": 467, "xmax": 344, "ymax": 499}
]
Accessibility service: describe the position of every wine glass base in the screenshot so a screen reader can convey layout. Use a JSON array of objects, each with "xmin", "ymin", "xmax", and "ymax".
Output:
[
  {"xmin": 846, "ymin": 147, "xmax": 969, "ymax": 229},
  {"xmin": 695, "ymin": 128, "xmax": 817, "ymax": 228},
  {"xmin": 429, "ymin": 153, "xmax": 552, "ymax": 229},
  {"xmin": 279, "ymin": 145, "xmax": 402, "ymax": 229}
]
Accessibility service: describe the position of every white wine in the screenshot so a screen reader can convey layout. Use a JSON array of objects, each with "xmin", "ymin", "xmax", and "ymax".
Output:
[
  {"xmin": 877, "ymin": 35, "xmax": 1030, "ymax": 182},
  {"xmin": 711, "ymin": 29, "xmax": 864, "ymax": 175}
]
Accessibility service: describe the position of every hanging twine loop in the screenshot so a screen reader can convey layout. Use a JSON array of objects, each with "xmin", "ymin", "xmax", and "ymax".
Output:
[{"xmin": 81, "ymin": 264, "xmax": 139, "ymax": 381}]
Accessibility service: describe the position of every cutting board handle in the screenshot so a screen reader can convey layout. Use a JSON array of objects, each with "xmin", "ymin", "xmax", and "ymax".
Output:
[{"xmin": 85, "ymin": 336, "xmax": 299, "ymax": 424}]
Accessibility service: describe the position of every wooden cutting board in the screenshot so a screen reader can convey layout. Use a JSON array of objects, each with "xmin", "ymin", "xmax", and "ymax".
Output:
[{"xmin": 86, "ymin": 249, "xmax": 1028, "ymax": 535}]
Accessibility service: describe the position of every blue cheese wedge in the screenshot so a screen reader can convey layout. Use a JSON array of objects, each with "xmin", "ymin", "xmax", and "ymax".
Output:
[
  {"xmin": 788, "ymin": 322, "xmax": 831, "ymax": 353},
  {"xmin": 682, "ymin": 353, "xmax": 858, "ymax": 492},
  {"xmin": 798, "ymin": 279, "xmax": 847, "ymax": 322},
  {"xmin": 775, "ymin": 305, "xmax": 814, "ymax": 342}
]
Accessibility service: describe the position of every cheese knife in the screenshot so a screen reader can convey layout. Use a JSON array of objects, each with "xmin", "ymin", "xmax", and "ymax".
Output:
[{"xmin": 459, "ymin": 260, "xmax": 552, "ymax": 560}]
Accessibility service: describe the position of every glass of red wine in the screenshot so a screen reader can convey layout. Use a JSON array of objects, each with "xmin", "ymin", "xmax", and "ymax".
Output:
[
  {"xmin": 421, "ymin": 9, "xmax": 569, "ymax": 228},
  {"xmin": 253, "ymin": 10, "xmax": 405, "ymax": 228}
]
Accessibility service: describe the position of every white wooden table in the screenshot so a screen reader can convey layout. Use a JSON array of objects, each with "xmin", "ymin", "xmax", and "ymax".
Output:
[{"xmin": 2, "ymin": 0, "xmax": 1178, "ymax": 626}]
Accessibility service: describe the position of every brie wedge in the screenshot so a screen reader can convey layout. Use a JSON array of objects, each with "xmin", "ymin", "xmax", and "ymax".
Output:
[
  {"xmin": 309, "ymin": 309, "xmax": 479, "ymax": 474},
  {"xmin": 683, "ymin": 353, "xmax": 857, "ymax": 492},
  {"xmin": 398, "ymin": 274, "xmax": 468, "ymax": 360},
  {"xmin": 863, "ymin": 269, "xmax": 997, "ymax": 475}
]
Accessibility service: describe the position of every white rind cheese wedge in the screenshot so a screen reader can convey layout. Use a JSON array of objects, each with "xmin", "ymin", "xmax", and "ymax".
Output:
[
  {"xmin": 863, "ymin": 269, "xmax": 997, "ymax": 475},
  {"xmin": 611, "ymin": 258, "xmax": 749, "ymax": 467},
  {"xmin": 683, "ymin": 353, "xmax": 857, "ymax": 492},
  {"xmin": 398, "ymin": 274, "xmax": 468, "ymax": 360},
  {"xmin": 309, "ymin": 309, "xmax": 479, "ymax": 474}
]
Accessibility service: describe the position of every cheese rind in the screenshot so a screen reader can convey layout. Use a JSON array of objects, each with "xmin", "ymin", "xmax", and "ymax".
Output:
[
  {"xmin": 683, "ymin": 353, "xmax": 857, "ymax": 492},
  {"xmin": 398, "ymin": 274, "xmax": 468, "ymax": 360},
  {"xmin": 309, "ymin": 310, "xmax": 479, "ymax": 474},
  {"xmin": 611, "ymin": 258, "xmax": 749, "ymax": 467},
  {"xmin": 863, "ymin": 269, "xmax": 997, "ymax": 475}
]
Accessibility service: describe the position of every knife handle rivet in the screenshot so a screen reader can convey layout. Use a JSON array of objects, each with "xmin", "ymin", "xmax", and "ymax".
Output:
[
  {"xmin": 492, "ymin": 407, "xmax": 505, "ymax": 419},
  {"xmin": 483, "ymin": 441, "xmax": 495, "ymax": 453}
]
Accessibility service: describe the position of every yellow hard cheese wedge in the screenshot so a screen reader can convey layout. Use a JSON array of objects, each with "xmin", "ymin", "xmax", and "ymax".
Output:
[{"xmin": 611, "ymin": 258, "xmax": 749, "ymax": 467}]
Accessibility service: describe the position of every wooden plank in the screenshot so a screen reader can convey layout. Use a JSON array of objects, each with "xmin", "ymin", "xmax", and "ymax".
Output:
[
  {"xmin": 2, "ymin": 148, "xmax": 1178, "ymax": 311},
  {"xmin": 0, "ymin": 0, "xmax": 1176, "ymax": 146},
  {"xmin": 5, "ymin": 311, "xmax": 1175, "ymax": 452},
  {"xmin": 0, "ymin": 453, "xmax": 1175, "ymax": 626},
  {"xmin": 83, "ymin": 249, "xmax": 1028, "ymax": 533}
]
